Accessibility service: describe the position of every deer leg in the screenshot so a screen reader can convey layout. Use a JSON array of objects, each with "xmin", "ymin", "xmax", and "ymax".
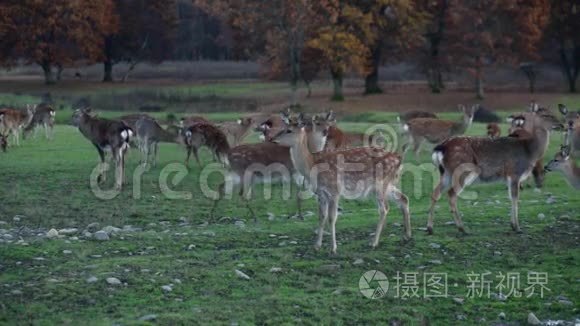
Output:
[
  {"xmin": 210, "ymin": 182, "xmax": 225, "ymax": 221},
  {"xmin": 294, "ymin": 177, "xmax": 304, "ymax": 219},
  {"xmin": 371, "ymin": 192, "xmax": 389, "ymax": 249},
  {"xmin": 427, "ymin": 177, "xmax": 446, "ymax": 235},
  {"xmin": 94, "ymin": 145, "xmax": 106, "ymax": 184},
  {"xmin": 114, "ymin": 148, "xmax": 122, "ymax": 190},
  {"xmin": 412, "ymin": 138, "xmax": 423, "ymax": 162},
  {"xmin": 448, "ymin": 186, "xmax": 467, "ymax": 234},
  {"xmin": 314, "ymin": 196, "xmax": 329, "ymax": 251},
  {"xmin": 328, "ymin": 196, "xmax": 340, "ymax": 254},
  {"xmin": 389, "ymin": 186, "xmax": 412, "ymax": 240},
  {"xmin": 193, "ymin": 146, "xmax": 201, "ymax": 165},
  {"xmin": 508, "ymin": 178, "xmax": 522, "ymax": 233},
  {"xmin": 532, "ymin": 159, "xmax": 544, "ymax": 188},
  {"xmin": 44, "ymin": 123, "xmax": 49, "ymax": 140},
  {"xmin": 152, "ymin": 142, "xmax": 159, "ymax": 167}
]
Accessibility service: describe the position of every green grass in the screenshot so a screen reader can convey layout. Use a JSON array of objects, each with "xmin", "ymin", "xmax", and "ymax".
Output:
[{"xmin": 0, "ymin": 114, "xmax": 579, "ymax": 325}]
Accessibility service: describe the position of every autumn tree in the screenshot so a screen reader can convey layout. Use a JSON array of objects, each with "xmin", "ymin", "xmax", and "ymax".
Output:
[
  {"xmin": 353, "ymin": 0, "xmax": 428, "ymax": 94},
  {"xmin": 417, "ymin": 0, "xmax": 450, "ymax": 93},
  {"xmin": 308, "ymin": 1, "xmax": 373, "ymax": 101},
  {"xmin": 443, "ymin": 0, "xmax": 549, "ymax": 99},
  {"xmin": 0, "ymin": 0, "xmax": 117, "ymax": 85},
  {"xmin": 548, "ymin": 0, "xmax": 580, "ymax": 93},
  {"xmin": 103, "ymin": 0, "xmax": 177, "ymax": 82}
]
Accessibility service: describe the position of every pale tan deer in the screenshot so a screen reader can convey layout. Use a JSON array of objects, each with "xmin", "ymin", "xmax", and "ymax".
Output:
[
  {"xmin": 217, "ymin": 117, "xmax": 255, "ymax": 147},
  {"xmin": 72, "ymin": 108, "xmax": 134, "ymax": 190},
  {"xmin": 402, "ymin": 105, "xmax": 476, "ymax": 161},
  {"xmin": 0, "ymin": 105, "xmax": 35, "ymax": 146},
  {"xmin": 545, "ymin": 146, "xmax": 580, "ymax": 190},
  {"xmin": 270, "ymin": 115, "xmax": 411, "ymax": 254},
  {"xmin": 427, "ymin": 110, "xmax": 561, "ymax": 235},
  {"xmin": 23, "ymin": 105, "xmax": 56, "ymax": 140}
]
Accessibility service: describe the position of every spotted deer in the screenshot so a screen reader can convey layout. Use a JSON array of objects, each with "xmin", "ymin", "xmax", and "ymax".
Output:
[
  {"xmin": 71, "ymin": 108, "xmax": 133, "ymax": 189},
  {"xmin": 183, "ymin": 121, "xmax": 305, "ymax": 220},
  {"xmin": 397, "ymin": 110, "xmax": 438, "ymax": 124},
  {"xmin": 558, "ymin": 104, "xmax": 580, "ymax": 157},
  {"xmin": 217, "ymin": 117, "xmax": 255, "ymax": 147},
  {"xmin": 135, "ymin": 116, "xmax": 185, "ymax": 166},
  {"xmin": 486, "ymin": 123, "xmax": 501, "ymax": 139},
  {"xmin": 23, "ymin": 105, "xmax": 56, "ymax": 140},
  {"xmin": 314, "ymin": 111, "xmax": 380, "ymax": 151},
  {"xmin": 0, "ymin": 105, "xmax": 35, "ymax": 146},
  {"xmin": 402, "ymin": 105, "xmax": 476, "ymax": 161},
  {"xmin": 427, "ymin": 110, "xmax": 562, "ymax": 235},
  {"xmin": 270, "ymin": 114, "xmax": 411, "ymax": 254}
]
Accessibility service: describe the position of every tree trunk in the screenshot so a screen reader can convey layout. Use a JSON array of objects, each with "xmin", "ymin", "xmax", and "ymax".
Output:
[
  {"xmin": 41, "ymin": 62, "xmax": 55, "ymax": 85},
  {"xmin": 55, "ymin": 64, "xmax": 63, "ymax": 82},
  {"xmin": 475, "ymin": 57, "xmax": 484, "ymax": 99},
  {"xmin": 103, "ymin": 60, "xmax": 114, "ymax": 82},
  {"xmin": 559, "ymin": 43, "xmax": 579, "ymax": 93},
  {"xmin": 364, "ymin": 42, "xmax": 383, "ymax": 95},
  {"xmin": 331, "ymin": 69, "xmax": 344, "ymax": 101}
]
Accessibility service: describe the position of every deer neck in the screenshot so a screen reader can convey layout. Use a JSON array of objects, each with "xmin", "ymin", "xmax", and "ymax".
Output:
[
  {"xmin": 453, "ymin": 115, "xmax": 471, "ymax": 134},
  {"xmin": 561, "ymin": 160, "xmax": 580, "ymax": 189},
  {"xmin": 528, "ymin": 126, "xmax": 550, "ymax": 160},
  {"xmin": 289, "ymin": 129, "xmax": 315, "ymax": 178},
  {"xmin": 158, "ymin": 127, "xmax": 181, "ymax": 144}
]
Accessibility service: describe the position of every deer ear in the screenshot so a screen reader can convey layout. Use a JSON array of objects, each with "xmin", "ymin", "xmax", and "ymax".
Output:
[
  {"xmin": 558, "ymin": 104, "xmax": 568, "ymax": 115},
  {"xmin": 280, "ymin": 112, "xmax": 290, "ymax": 125}
]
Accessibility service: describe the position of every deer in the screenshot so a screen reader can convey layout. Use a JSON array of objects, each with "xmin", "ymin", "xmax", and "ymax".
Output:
[
  {"xmin": 71, "ymin": 108, "xmax": 134, "ymax": 190},
  {"xmin": 183, "ymin": 122, "xmax": 230, "ymax": 166},
  {"xmin": 180, "ymin": 115, "xmax": 210, "ymax": 127},
  {"xmin": 0, "ymin": 132, "xmax": 7, "ymax": 152},
  {"xmin": 0, "ymin": 105, "xmax": 35, "ymax": 146},
  {"xmin": 427, "ymin": 109, "xmax": 562, "ymax": 235},
  {"xmin": 217, "ymin": 117, "xmax": 255, "ymax": 147},
  {"xmin": 270, "ymin": 114, "xmax": 411, "ymax": 254},
  {"xmin": 557, "ymin": 104, "xmax": 580, "ymax": 157},
  {"xmin": 402, "ymin": 105, "xmax": 476, "ymax": 161},
  {"xmin": 257, "ymin": 112, "xmax": 329, "ymax": 154},
  {"xmin": 313, "ymin": 111, "xmax": 381, "ymax": 151},
  {"xmin": 134, "ymin": 116, "xmax": 185, "ymax": 166},
  {"xmin": 23, "ymin": 105, "xmax": 56, "ymax": 140},
  {"xmin": 545, "ymin": 146, "xmax": 580, "ymax": 190},
  {"xmin": 183, "ymin": 121, "xmax": 307, "ymax": 220},
  {"xmin": 486, "ymin": 123, "xmax": 501, "ymax": 139}
]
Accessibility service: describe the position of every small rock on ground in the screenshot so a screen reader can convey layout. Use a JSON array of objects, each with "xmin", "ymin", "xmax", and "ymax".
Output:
[
  {"xmin": 94, "ymin": 231, "xmax": 109, "ymax": 241},
  {"xmin": 235, "ymin": 269, "xmax": 251, "ymax": 280},
  {"xmin": 86, "ymin": 276, "xmax": 98, "ymax": 283},
  {"xmin": 161, "ymin": 285, "xmax": 173, "ymax": 292},
  {"xmin": 106, "ymin": 277, "xmax": 121, "ymax": 285},
  {"xmin": 527, "ymin": 312, "xmax": 540, "ymax": 325},
  {"xmin": 46, "ymin": 229, "xmax": 59, "ymax": 238},
  {"xmin": 139, "ymin": 314, "xmax": 157, "ymax": 321},
  {"xmin": 270, "ymin": 267, "xmax": 282, "ymax": 273}
]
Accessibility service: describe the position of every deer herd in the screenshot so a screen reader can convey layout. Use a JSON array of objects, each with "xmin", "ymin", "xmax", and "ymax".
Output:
[{"xmin": 0, "ymin": 101, "xmax": 578, "ymax": 253}]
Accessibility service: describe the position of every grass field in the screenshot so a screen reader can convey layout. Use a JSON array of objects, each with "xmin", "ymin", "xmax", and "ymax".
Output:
[{"xmin": 0, "ymin": 110, "xmax": 578, "ymax": 325}]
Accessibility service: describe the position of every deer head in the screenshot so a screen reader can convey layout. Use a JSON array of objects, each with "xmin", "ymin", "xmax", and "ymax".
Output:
[{"xmin": 545, "ymin": 146, "xmax": 571, "ymax": 172}]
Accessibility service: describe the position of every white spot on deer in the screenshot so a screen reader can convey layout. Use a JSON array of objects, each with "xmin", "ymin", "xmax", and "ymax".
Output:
[
  {"xmin": 432, "ymin": 151, "xmax": 444, "ymax": 166},
  {"xmin": 185, "ymin": 130, "xmax": 192, "ymax": 138},
  {"xmin": 258, "ymin": 134, "xmax": 265, "ymax": 141},
  {"xmin": 121, "ymin": 130, "xmax": 129, "ymax": 140},
  {"xmin": 403, "ymin": 124, "xmax": 409, "ymax": 132},
  {"xmin": 237, "ymin": 119, "xmax": 242, "ymax": 125}
]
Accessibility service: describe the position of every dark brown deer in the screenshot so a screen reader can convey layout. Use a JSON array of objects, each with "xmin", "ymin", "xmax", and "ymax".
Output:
[
  {"xmin": 71, "ymin": 108, "xmax": 133, "ymax": 189},
  {"xmin": 427, "ymin": 111, "xmax": 561, "ymax": 235},
  {"xmin": 23, "ymin": 105, "xmax": 56, "ymax": 140},
  {"xmin": 183, "ymin": 122, "xmax": 230, "ymax": 165},
  {"xmin": 270, "ymin": 114, "xmax": 411, "ymax": 254}
]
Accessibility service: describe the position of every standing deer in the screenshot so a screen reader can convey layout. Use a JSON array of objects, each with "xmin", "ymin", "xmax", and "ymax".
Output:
[
  {"xmin": 402, "ymin": 105, "xmax": 476, "ymax": 161},
  {"xmin": 557, "ymin": 104, "xmax": 580, "ymax": 157},
  {"xmin": 135, "ymin": 116, "xmax": 184, "ymax": 166},
  {"xmin": 270, "ymin": 114, "xmax": 411, "ymax": 254},
  {"xmin": 0, "ymin": 132, "xmax": 7, "ymax": 152},
  {"xmin": 0, "ymin": 105, "xmax": 35, "ymax": 146},
  {"xmin": 486, "ymin": 123, "xmax": 501, "ymax": 139},
  {"xmin": 545, "ymin": 146, "xmax": 580, "ymax": 190},
  {"xmin": 23, "ymin": 105, "xmax": 56, "ymax": 140},
  {"xmin": 217, "ymin": 117, "xmax": 255, "ymax": 147},
  {"xmin": 183, "ymin": 122, "xmax": 230, "ymax": 166},
  {"xmin": 427, "ymin": 110, "xmax": 561, "ymax": 235},
  {"xmin": 397, "ymin": 110, "xmax": 438, "ymax": 124},
  {"xmin": 314, "ymin": 111, "xmax": 381, "ymax": 151},
  {"xmin": 71, "ymin": 108, "xmax": 133, "ymax": 189}
]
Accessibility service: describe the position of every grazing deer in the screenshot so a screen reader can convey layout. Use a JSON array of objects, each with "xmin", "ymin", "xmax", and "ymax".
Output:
[
  {"xmin": 486, "ymin": 123, "xmax": 501, "ymax": 139},
  {"xmin": 23, "ymin": 105, "xmax": 56, "ymax": 140},
  {"xmin": 183, "ymin": 122, "xmax": 230, "ymax": 166},
  {"xmin": 402, "ymin": 105, "xmax": 476, "ymax": 161},
  {"xmin": 558, "ymin": 104, "xmax": 580, "ymax": 157},
  {"xmin": 427, "ymin": 111, "xmax": 561, "ymax": 235},
  {"xmin": 217, "ymin": 117, "xmax": 255, "ymax": 147},
  {"xmin": 270, "ymin": 114, "xmax": 411, "ymax": 254},
  {"xmin": 135, "ymin": 116, "xmax": 184, "ymax": 166},
  {"xmin": 71, "ymin": 108, "xmax": 133, "ymax": 189},
  {"xmin": 0, "ymin": 105, "xmax": 35, "ymax": 146}
]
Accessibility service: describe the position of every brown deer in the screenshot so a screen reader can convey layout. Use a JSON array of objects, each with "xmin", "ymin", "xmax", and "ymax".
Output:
[
  {"xmin": 314, "ymin": 111, "xmax": 379, "ymax": 151},
  {"xmin": 427, "ymin": 110, "xmax": 561, "ymax": 235},
  {"xmin": 257, "ymin": 112, "xmax": 329, "ymax": 153},
  {"xmin": 545, "ymin": 146, "xmax": 580, "ymax": 190},
  {"xmin": 181, "ymin": 115, "xmax": 210, "ymax": 127},
  {"xmin": 0, "ymin": 105, "xmax": 35, "ymax": 146},
  {"xmin": 71, "ymin": 108, "xmax": 133, "ymax": 189},
  {"xmin": 557, "ymin": 104, "xmax": 580, "ymax": 157},
  {"xmin": 486, "ymin": 123, "xmax": 501, "ymax": 139},
  {"xmin": 270, "ymin": 114, "xmax": 411, "ymax": 254},
  {"xmin": 135, "ymin": 116, "xmax": 185, "ymax": 166},
  {"xmin": 23, "ymin": 105, "xmax": 56, "ymax": 140},
  {"xmin": 397, "ymin": 110, "xmax": 438, "ymax": 124},
  {"xmin": 183, "ymin": 122, "xmax": 230, "ymax": 165},
  {"xmin": 0, "ymin": 132, "xmax": 7, "ymax": 152},
  {"xmin": 402, "ymin": 105, "xmax": 476, "ymax": 161},
  {"xmin": 217, "ymin": 117, "xmax": 255, "ymax": 147}
]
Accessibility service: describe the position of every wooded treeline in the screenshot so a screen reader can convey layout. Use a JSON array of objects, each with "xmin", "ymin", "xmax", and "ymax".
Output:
[{"xmin": 0, "ymin": 0, "xmax": 578, "ymax": 100}]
